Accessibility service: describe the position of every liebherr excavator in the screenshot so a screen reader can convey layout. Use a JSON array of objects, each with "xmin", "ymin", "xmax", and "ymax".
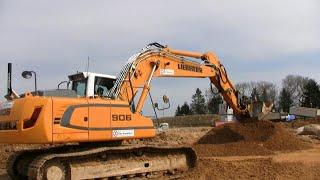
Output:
[{"xmin": 0, "ymin": 43, "xmax": 253, "ymax": 180}]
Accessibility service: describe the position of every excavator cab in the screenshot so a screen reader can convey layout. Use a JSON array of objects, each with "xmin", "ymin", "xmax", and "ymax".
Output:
[{"xmin": 68, "ymin": 72, "xmax": 116, "ymax": 97}]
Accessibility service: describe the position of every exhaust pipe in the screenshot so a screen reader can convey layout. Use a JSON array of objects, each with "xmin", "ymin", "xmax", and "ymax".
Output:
[
  {"xmin": 5, "ymin": 63, "xmax": 20, "ymax": 100},
  {"xmin": 7, "ymin": 63, "xmax": 12, "ymax": 98}
]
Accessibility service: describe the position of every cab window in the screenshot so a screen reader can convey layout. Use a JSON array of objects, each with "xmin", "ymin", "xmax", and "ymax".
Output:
[
  {"xmin": 72, "ymin": 78, "xmax": 87, "ymax": 97},
  {"xmin": 94, "ymin": 77, "xmax": 115, "ymax": 96}
]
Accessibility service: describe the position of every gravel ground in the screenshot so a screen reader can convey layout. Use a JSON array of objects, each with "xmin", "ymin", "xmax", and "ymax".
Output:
[{"xmin": 0, "ymin": 119, "xmax": 320, "ymax": 179}]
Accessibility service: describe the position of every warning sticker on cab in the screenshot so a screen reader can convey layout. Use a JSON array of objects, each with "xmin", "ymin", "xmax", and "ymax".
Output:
[
  {"xmin": 0, "ymin": 101, "xmax": 13, "ymax": 116},
  {"xmin": 160, "ymin": 69, "xmax": 174, "ymax": 76},
  {"xmin": 112, "ymin": 129, "xmax": 135, "ymax": 138}
]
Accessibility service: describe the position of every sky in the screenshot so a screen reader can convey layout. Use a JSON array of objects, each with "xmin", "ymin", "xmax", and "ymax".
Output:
[{"xmin": 0, "ymin": 0, "xmax": 319, "ymax": 117}]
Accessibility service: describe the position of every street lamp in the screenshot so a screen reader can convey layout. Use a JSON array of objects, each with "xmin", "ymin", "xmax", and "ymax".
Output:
[{"xmin": 22, "ymin": 71, "xmax": 37, "ymax": 93}]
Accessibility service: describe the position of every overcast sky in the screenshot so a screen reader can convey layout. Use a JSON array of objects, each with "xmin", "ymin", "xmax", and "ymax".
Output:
[{"xmin": 0, "ymin": 0, "xmax": 319, "ymax": 116}]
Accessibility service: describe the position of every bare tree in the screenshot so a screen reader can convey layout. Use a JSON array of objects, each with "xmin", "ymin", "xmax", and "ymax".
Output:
[
  {"xmin": 282, "ymin": 75, "xmax": 309, "ymax": 106},
  {"xmin": 255, "ymin": 81, "xmax": 278, "ymax": 103},
  {"xmin": 235, "ymin": 82, "xmax": 251, "ymax": 97},
  {"xmin": 236, "ymin": 81, "xmax": 277, "ymax": 103}
]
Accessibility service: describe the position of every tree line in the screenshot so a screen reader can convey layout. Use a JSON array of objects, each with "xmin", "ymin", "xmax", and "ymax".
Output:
[
  {"xmin": 175, "ymin": 75, "xmax": 320, "ymax": 116},
  {"xmin": 175, "ymin": 88, "xmax": 223, "ymax": 116}
]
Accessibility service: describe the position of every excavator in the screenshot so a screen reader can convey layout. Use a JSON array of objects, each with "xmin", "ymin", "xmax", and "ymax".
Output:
[{"xmin": 0, "ymin": 43, "xmax": 254, "ymax": 180}]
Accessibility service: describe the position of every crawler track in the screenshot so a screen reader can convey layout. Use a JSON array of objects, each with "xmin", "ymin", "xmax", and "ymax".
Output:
[{"xmin": 8, "ymin": 144, "xmax": 197, "ymax": 180}]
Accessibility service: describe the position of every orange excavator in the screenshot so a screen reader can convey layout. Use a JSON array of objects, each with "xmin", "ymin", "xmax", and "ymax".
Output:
[{"xmin": 0, "ymin": 43, "xmax": 252, "ymax": 179}]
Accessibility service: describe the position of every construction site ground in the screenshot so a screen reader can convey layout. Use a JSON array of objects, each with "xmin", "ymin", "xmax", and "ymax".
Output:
[{"xmin": 0, "ymin": 118, "xmax": 320, "ymax": 179}]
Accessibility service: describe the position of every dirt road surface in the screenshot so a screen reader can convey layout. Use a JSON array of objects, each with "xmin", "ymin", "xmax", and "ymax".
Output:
[{"xmin": 0, "ymin": 120, "xmax": 319, "ymax": 179}]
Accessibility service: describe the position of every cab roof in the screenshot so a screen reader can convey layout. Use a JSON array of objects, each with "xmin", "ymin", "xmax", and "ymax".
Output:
[{"xmin": 68, "ymin": 72, "xmax": 116, "ymax": 81}]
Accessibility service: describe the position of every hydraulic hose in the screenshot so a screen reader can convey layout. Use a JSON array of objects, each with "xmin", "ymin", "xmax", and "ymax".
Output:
[{"xmin": 218, "ymin": 64, "xmax": 228, "ymax": 84}]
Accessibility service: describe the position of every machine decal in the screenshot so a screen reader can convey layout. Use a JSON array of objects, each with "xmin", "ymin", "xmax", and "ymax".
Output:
[
  {"xmin": 60, "ymin": 104, "xmax": 154, "ymax": 131},
  {"xmin": 160, "ymin": 69, "xmax": 174, "ymax": 76},
  {"xmin": 112, "ymin": 114, "xmax": 132, "ymax": 121},
  {"xmin": 0, "ymin": 101, "xmax": 13, "ymax": 116},
  {"xmin": 178, "ymin": 64, "xmax": 203, "ymax": 73},
  {"xmin": 0, "ymin": 121, "xmax": 17, "ymax": 130},
  {"xmin": 63, "ymin": 124, "xmax": 153, "ymax": 131},
  {"xmin": 112, "ymin": 129, "xmax": 135, "ymax": 138},
  {"xmin": 60, "ymin": 103, "xmax": 129, "ymax": 127}
]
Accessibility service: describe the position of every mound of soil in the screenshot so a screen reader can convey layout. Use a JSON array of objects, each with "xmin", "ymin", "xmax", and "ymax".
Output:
[
  {"xmin": 193, "ymin": 120, "xmax": 310, "ymax": 157},
  {"xmin": 198, "ymin": 120, "xmax": 276, "ymax": 144}
]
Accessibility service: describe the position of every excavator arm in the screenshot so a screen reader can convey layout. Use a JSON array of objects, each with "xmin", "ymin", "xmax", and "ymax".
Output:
[{"xmin": 108, "ymin": 43, "xmax": 251, "ymax": 120}]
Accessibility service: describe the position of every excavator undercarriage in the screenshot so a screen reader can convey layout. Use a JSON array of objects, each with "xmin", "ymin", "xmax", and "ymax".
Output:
[{"xmin": 8, "ymin": 144, "xmax": 196, "ymax": 180}]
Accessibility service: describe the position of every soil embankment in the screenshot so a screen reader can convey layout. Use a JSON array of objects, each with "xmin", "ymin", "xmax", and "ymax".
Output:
[{"xmin": 193, "ymin": 120, "xmax": 310, "ymax": 157}]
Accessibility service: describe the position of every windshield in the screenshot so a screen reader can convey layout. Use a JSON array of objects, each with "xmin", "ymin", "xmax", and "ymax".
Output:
[
  {"xmin": 72, "ymin": 78, "xmax": 87, "ymax": 97},
  {"xmin": 94, "ymin": 77, "xmax": 115, "ymax": 97}
]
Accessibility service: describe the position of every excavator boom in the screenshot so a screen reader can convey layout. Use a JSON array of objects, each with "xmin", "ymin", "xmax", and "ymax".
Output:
[{"xmin": 110, "ymin": 43, "xmax": 250, "ymax": 120}]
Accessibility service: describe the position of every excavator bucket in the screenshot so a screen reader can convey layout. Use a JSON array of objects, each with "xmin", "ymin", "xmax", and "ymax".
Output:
[
  {"xmin": 258, "ymin": 102, "xmax": 274, "ymax": 120},
  {"xmin": 249, "ymin": 101, "xmax": 274, "ymax": 120}
]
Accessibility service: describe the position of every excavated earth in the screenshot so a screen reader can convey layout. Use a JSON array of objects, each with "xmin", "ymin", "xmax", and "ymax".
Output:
[
  {"xmin": 0, "ymin": 119, "xmax": 320, "ymax": 179},
  {"xmin": 184, "ymin": 120, "xmax": 320, "ymax": 179},
  {"xmin": 193, "ymin": 120, "xmax": 311, "ymax": 157}
]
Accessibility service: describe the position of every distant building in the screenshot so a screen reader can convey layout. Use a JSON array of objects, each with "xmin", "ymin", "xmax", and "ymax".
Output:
[{"xmin": 218, "ymin": 102, "xmax": 236, "ymax": 122}]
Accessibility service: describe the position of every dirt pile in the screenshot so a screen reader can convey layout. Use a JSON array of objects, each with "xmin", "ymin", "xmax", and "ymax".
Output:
[{"xmin": 193, "ymin": 120, "xmax": 311, "ymax": 157}]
